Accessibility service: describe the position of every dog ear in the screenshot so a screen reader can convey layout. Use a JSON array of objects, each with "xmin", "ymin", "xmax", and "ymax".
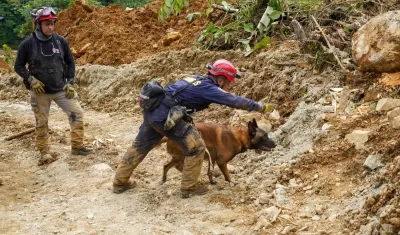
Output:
[
  {"xmin": 252, "ymin": 118, "xmax": 258, "ymax": 128},
  {"xmin": 248, "ymin": 121, "xmax": 256, "ymax": 137}
]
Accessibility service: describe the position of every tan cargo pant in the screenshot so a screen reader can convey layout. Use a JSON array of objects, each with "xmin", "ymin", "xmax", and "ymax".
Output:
[
  {"xmin": 113, "ymin": 118, "xmax": 205, "ymax": 191},
  {"xmin": 30, "ymin": 91, "xmax": 85, "ymax": 153}
]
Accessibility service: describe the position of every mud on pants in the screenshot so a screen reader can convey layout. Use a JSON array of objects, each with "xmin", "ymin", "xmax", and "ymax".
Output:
[
  {"xmin": 113, "ymin": 117, "xmax": 206, "ymax": 192},
  {"xmin": 30, "ymin": 91, "xmax": 84, "ymax": 153}
]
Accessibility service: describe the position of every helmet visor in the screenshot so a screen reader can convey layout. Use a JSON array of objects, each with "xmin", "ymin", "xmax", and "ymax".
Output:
[{"xmin": 39, "ymin": 7, "xmax": 57, "ymax": 17}]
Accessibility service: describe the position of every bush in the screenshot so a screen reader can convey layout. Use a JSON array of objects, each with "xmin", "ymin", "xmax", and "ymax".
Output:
[{"xmin": 2, "ymin": 44, "xmax": 16, "ymax": 70}]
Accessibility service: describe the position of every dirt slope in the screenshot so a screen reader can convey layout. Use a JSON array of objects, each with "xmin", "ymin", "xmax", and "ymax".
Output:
[
  {"xmin": 56, "ymin": 0, "xmax": 211, "ymax": 66},
  {"xmin": 1, "ymin": 0, "xmax": 400, "ymax": 234}
]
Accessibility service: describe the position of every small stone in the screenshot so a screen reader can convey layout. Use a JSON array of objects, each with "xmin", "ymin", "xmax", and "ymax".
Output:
[
  {"xmin": 87, "ymin": 213, "xmax": 94, "ymax": 219},
  {"xmin": 303, "ymin": 185, "xmax": 312, "ymax": 191},
  {"xmin": 311, "ymin": 215, "xmax": 320, "ymax": 221}
]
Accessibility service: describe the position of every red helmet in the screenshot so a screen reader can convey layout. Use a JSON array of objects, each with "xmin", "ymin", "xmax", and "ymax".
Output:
[
  {"xmin": 31, "ymin": 7, "xmax": 58, "ymax": 22},
  {"xmin": 207, "ymin": 59, "xmax": 241, "ymax": 82}
]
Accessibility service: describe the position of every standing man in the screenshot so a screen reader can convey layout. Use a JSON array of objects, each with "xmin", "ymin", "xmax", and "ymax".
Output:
[
  {"xmin": 113, "ymin": 59, "xmax": 272, "ymax": 198},
  {"xmin": 14, "ymin": 7, "xmax": 92, "ymax": 165}
]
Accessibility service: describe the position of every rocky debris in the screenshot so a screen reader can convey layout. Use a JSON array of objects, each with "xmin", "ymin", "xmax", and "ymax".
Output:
[
  {"xmin": 376, "ymin": 98, "xmax": 400, "ymax": 112},
  {"xmin": 162, "ymin": 31, "xmax": 182, "ymax": 46},
  {"xmin": 375, "ymin": 98, "xmax": 400, "ymax": 128},
  {"xmin": 387, "ymin": 107, "xmax": 400, "ymax": 120},
  {"xmin": 363, "ymin": 154, "xmax": 383, "ymax": 171},
  {"xmin": 345, "ymin": 130, "xmax": 370, "ymax": 150},
  {"xmin": 352, "ymin": 10, "xmax": 400, "ymax": 73}
]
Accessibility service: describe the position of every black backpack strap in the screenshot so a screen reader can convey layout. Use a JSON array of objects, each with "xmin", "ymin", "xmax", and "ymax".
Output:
[
  {"xmin": 52, "ymin": 33, "xmax": 68, "ymax": 80},
  {"xmin": 171, "ymin": 76, "xmax": 199, "ymax": 97},
  {"xmin": 165, "ymin": 76, "xmax": 199, "ymax": 108},
  {"xmin": 31, "ymin": 34, "xmax": 39, "ymax": 62},
  {"xmin": 28, "ymin": 34, "xmax": 39, "ymax": 76}
]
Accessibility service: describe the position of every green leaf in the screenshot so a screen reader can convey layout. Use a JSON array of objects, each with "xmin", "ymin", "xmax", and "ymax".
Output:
[
  {"xmin": 253, "ymin": 36, "xmax": 271, "ymax": 51},
  {"xmin": 265, "ymin": 6, "xmax": 274, "ymax": 15},
  {"xmin": 166, "ymin": 0, "xmax": 173, "ymax": 7},
  {"xmin": 184, "ymin": 0, "xmax": 189, "ymax": 8},
  {"xmin": 187, "ymin": 12, "xmax": 202, "ymax": 22},
  {"xmin": 269, "ymin": 10, "xmax": 281, "ymax": 20},
  {"xmin": 268, "ymin": 0, "xmax": 281, "ymax": 11},
  {"xmin": 238, "ymin": 39, "xmax": 251, "ymax": 52},
  {"xmin": 258, "ymin": 16, "xmax": 270, "ymax": 30},
  {"xmin": 224, "ymin": 32, "xmax": 231, "ymax": 44},
  {"xmin": 243, "ymin": 23, "xmax": 254, "ymax": 33},
  {"xmin": 238, "ymin": 39, "xmax": 250, "ymax": 44}
]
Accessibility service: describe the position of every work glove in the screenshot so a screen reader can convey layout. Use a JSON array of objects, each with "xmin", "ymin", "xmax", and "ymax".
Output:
[
  {"xmin": 28, "ymin": 76, "xmax": 45, "ymax": 94},
  {"xmin": 63, "ymin": 83, "xmax": 75, "ymax": 99},
  {"xmin": 257, "ymin": 101, "xmax": 273, "ymax": 113}
]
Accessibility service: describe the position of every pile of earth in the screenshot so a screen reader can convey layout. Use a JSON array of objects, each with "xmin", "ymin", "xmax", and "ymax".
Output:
[
  {"xmin": 56, "ymin": 0, "xmax": 212, "ymax": 66},
  {"xmin": 0, "ymin": 57, "xmax": 11, "ymax": 74},
  {"xmin": 0, "ymin": 40, "xmax": 343, "ymax": 129}
]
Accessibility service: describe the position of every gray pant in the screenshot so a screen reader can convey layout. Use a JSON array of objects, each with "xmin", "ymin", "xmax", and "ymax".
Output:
[{"xmin": 30, "ymin": 91, "xmax": 85, "ymax": 153}]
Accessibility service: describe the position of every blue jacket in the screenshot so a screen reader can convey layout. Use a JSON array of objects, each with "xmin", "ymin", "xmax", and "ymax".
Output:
[{"xmin": 146, "ymin": 75, "xmax": 262, "ymax": 122}]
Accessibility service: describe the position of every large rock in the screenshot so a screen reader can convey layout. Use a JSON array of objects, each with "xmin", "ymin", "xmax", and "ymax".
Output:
[
  {"xmin": 352, "ymin": 11, "xmax": 400, "ymax": 73},
  {"xmin": 345, "ymin": 130, "xmax": 370, "ymax": 150}
]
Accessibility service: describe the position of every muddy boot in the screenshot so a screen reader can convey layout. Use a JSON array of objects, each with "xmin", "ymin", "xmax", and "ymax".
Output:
[
  {"xmin": 181, "ymin": 184, "xmax": 209, "ymax": 199},
  {"xmin": 112, "ymin": 181, "xmax": 137, "ymax": 194},
  {"xmin": 71, "ymin": 146, "xmax": 93, "ymax": 156},
  {"xmin": 38, "ymin": 153, "xmax": 57, "ymax": 166},
  {"xmin": 113, "ymin": 146, "xmax": 146, "ymax": 194},
  {"xmin": 180, "ymin": 154, "xmax": 208, "ymax": 198}
]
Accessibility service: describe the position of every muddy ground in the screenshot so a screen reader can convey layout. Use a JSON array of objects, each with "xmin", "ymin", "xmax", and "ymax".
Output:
[{"xmin": 1, "ymin": 42, "xmax": 399, "ymax": 234}]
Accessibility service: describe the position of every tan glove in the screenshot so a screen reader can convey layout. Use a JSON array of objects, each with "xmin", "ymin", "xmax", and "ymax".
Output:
[
  {"xmin": 257, "ymin": 101, "xmax": 273, "ymax": 113},
  {"xmin": 28, "ymin": 76, "xmax": 45, "ymax": 94},
  {"xmin": 63, "ymin": 83, "xmax": 75, "ymax": 99}
]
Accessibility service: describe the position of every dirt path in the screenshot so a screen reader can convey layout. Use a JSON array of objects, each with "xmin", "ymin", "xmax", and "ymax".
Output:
[
  {"xmin": 0, "ymin": 100, "xmax": 265, "ymax": 235},
  {"xmin": 0, "ymin": 95, "xmax": 360, "ymax": 235}
]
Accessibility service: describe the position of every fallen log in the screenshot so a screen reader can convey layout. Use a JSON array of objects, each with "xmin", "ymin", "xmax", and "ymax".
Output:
[{"xmin": 4, "ymin": 127, "xmax": 35, "ymax": 141}]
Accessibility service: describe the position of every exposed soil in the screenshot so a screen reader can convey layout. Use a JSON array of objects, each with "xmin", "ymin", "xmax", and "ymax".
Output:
[
  {"xmin": 1, "ymin": 0, "xmax": 399, "ymax": 234},
  {"xmin": 0, "ymin": 57, "xmax": 11, "ymax": 73},
  {"xmin": 56, "ymin": 0, "xmax": 212, "ymax": 66}
]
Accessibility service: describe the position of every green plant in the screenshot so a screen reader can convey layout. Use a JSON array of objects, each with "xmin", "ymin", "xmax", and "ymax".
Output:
[
  {"xmin": 186, "ymin": 12, "xmax": 202, "ymax": 22},
  {"xmin": 198, "ymin": 23, "xmax": 233, "ymax": 49},
  {"xmin": 2, "ymin": 44, "xmax": 16, "ymax": 70},
  {"xmin": 158, "ymin": 0, "xmax": 189, "ymax": 22},
  {"xmin": 256, "ymin": 6, "xmax": 282, "ymax": 35}
]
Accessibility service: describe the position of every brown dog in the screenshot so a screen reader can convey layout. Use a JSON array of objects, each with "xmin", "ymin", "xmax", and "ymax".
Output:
[{"xmin": 161, "ymin": 118, "xmax": 276, "ymax": 184}]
